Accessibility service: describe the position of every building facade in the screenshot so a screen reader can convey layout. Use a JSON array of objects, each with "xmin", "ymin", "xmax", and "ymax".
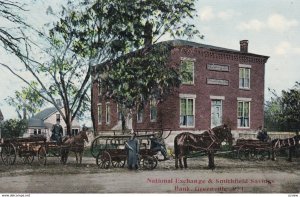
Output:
[
  {"xmin": 25, "ymin": 107, "xmax": 81, "ymax": 140},
  {"xmin": 91, "ymin": 39, "xmax": 269, "ymax": 140}
]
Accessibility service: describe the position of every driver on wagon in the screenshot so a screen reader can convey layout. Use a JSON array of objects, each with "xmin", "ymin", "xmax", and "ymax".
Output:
[{"xmin": 150, "ymin": 133, "xmax": 169, "ymax": 160}]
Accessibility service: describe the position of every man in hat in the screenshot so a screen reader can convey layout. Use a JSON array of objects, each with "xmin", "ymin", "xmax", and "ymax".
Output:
[
  {"xmin": 125, "ymin": 132, "xmax": 139, "ymax": 170},
  {"xmin": 150, "ymin": 134, "xmax": 169, "ymax": 160},
  {"xmin": 51, "ymin": 119, "xmax": 63, "ymax": 144}
]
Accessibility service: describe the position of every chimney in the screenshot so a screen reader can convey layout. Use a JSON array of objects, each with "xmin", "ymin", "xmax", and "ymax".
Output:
[
  {"xmin": 144, "ymin": 21, "xmax": 153, "ymax": 47},
  {"xmin": 240, "ymin": 40, "xmax": 249, "ymax": 53}
]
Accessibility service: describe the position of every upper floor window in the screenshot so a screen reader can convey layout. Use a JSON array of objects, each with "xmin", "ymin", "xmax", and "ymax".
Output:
[
  {"xmin": 239, "ymin": 65, "xmax": 251, "ymax": 89},
  {"xmin": 150, "ymin": 99, "xmax": 157, "ymax": 122},
  {"xmin": 98, "ymin": 79, "xmax": 102, "ymax": 96},
  {"xmin": 56, "ymin": 114, "xmax": 60, "ymax": 121},
  {"xmin": 180, "ymin": 94, "xmax": 196, "ymax": 127},
  {"xmin": 180, "ymin": 58, "xmax": 195, "ymax": 85},
  {"xmin": 237, "ymin": 100, "xmax": 250, "ymax": 128},
  {"xmin": 137, "ymin": 108, "xmax": 144, "ymax": 123}
]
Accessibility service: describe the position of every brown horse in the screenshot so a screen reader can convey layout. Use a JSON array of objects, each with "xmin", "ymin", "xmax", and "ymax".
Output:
[
  {"xmin": 271, "ymin": 135, "xmax": 299, "ymax": 161},
  {"xmin": 174, "ymin": 124, "xmax": 233, "ymax": 169},
  {"xmin": 62, "ymin": 130, "xmax": 89, "ymax": 164}
]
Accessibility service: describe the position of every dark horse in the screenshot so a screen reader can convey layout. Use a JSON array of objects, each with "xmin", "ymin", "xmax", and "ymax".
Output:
[
  {"xmin": 271, "ymin": 135, "xmax": 299, "ymax": 161},
  {"xmin": 61, "ymin": 130, "xmax": 89, "ymax": 164},
  {"xmin": 174, "ymin": 124, "xmax": 233, "ymax": 169}
]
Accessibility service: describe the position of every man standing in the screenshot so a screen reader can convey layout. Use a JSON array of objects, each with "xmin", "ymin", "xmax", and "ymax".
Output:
[
  {"xmin": 51, "ymin": 119, "xmax": 63, "ymax": 144},
  {"xmin": 125, "ymin": 132, "xmax": 139, "ymax": 170}
]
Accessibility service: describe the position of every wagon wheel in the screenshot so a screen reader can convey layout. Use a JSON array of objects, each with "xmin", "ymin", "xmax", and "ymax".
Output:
[
  {"xmin": 238, "ymin": 148, "xmax": 250, "ymax": 161},
  {"xmin": 96, "ymin": 151, "xmax": 111, "ymax": 169},
  {"xmin": 256, "ymin": 149, "xmax": 270, "ymax": 161},
  {"xmin": 112, "ymin": 157, "xmax": 126, "ymax": 168},
  {"xmin": 1, "ymin": 143, "xmax": 16, "ymax": 165},
  {"xmin": 37, "ymin": 146, "xmax": 47, "ymax": 165},
  {"xmin": 248, "ymin": 149, "xmax": 257, "ymax": 161},
  {"xmin": 22, "ymin": 155, "xmax": 34, "ymax": 165},
  {"xmin": 142, "ymin": 155, "xmax": 157, "ymax": 170}
]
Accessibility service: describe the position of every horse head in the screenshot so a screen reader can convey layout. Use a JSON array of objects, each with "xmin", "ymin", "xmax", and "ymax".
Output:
[{"xmin": 212, "ymin": 124, "xmax": 233, "ymax": 146}]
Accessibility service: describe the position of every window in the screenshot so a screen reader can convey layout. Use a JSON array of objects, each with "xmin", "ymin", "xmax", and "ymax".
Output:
[
  {"xmin": 38, "ymin": 129, "xmax": 41, "ymax": 135},
  {"xmin": 117, "ymin": 104, "xmax": 123, "ymax": 121},
  {"xmin": 34, "ymin": 129, "xmax": 37, "ymax": 135},
  {"xmin": 106, "ymin": 103, "xmax": 111, "ymax": 124},
  {"xmin": 239, "ymin": 67, "xmax": 250, "ymax": 89},
  {"xmin": 150, "ymin": 99, "xmax": 157, "ymax": 122},
  {"xmin": 180, "ymin": 97, "xmax": 195, "ymax": 127},
  {"xmin": 56, "ymin": 114, "xmax": 60, "ymax": 121},
  {"xmin": 237, "ymin": 101, "xmax": 250, "ymax": 128},
  {"xmin": 98, "ymin": 104, "xmax": 102, "ymax": 124},
  {"xmin": 137, "ymin": 108, "xmax": 144, "ymax": 123},
  {"xmin": 72, "ymin": 129, "xmax": 79, "ymax": 136},
  {"xmin": 180, "ymin": 59, "xmax": 195, "ymax": 85}
]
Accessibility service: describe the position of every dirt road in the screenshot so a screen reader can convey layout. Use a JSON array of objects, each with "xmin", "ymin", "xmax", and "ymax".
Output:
[{"xmin": 0, "ymin": 156, "xmax": 299, "ymax": 193}]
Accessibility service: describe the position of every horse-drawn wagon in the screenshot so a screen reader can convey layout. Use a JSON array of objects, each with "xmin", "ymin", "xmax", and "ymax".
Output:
[
  {"xmin": 232, "ymin": 139, "xmax": 272, "ymax": 161},
  {"xmin": 0, "ymin": 135, "xmax": 46, "ymax": 165},
  {"xmin": 91, "ymin": 129, "xmax": 169, "ymax": 170}
]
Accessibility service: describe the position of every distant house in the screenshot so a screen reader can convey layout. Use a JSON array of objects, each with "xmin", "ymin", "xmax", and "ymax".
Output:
[{"xmin": 25, "ymin": 106, "xmax": 81, "ymax": 140}]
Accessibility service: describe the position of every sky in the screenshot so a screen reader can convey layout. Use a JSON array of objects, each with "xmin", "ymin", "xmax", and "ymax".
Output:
[{"xmin": 0, "ymin": 0, "xmax": 299, "ymax": 121}]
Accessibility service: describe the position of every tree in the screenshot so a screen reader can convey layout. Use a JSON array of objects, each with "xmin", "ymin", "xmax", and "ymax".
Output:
[
  {"xmin": 265, "ymin": 82, "xmax": 300, "ymax": 131},
  {"xmin": 5, "ymin": 82, "xmax": 45, "ymax": 119},
  {"xmin": 1, "ymin": 0, "xmax": 202, "ymax": 135},
  {"xmin": 0, "ymin": 119, "xmax": 28, "ymax": 138}
]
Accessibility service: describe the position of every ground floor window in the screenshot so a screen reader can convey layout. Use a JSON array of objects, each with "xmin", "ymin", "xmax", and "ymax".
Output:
[
  {"xmin": 72, "ymin": 129, "xmax": 79, "ymax": 136},
  {"xmin": 238, "ymin": 101, "xmax": 250, "ymax": 128},
  {"xmin": 150, "ymin": 99, "xmax": 157, "ymax": 122},
  {"xmin": 98, "ymin": 104, "xmax": 102, "ymax": 124},
  {"xmin": 106, "ymin": 103, "xmax": 111, "ymax": 124},
  {"xmin": 137, "ymin": 108, "xmax": 144, "ymax": 123},
  {"xmin": 180, "ymin": 97, "xmax": 195, "ymax": 127}
]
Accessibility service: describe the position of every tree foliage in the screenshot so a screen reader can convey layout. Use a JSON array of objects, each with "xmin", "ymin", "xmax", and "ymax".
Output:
[
  {"xmin": 5, "ymin": 82, "xmax": 45, "ymax": 119},
  {"xmin": 265, "ymin": 82, "xmax": 300, "ymax": 131},
  {"xmin": 0, "ymin": 119, "xmax": 28, "ymax": 138}
]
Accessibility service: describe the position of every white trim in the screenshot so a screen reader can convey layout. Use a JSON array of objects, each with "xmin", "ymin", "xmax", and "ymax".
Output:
[
  {"xmin": 97, "ymin": 103, "xmax": 102, "ymax": 125},
  {"xmin": 237, "ymin": 97, "xmax": 252, "ymax": 102},
  {"xmin": 180, "ymin": 57, "xmax": 196, "ymax": 61},
  {"xmin": 210, "ymin": 96, "xmax": 225, "ymax": 100},
  {"xmin": 180, "ymin": 58, "xmax": 195, "ymax": 85},
  {"xmin": 179, "ymin": 94, "xmax": 197, "ymax": 99},
  {"xmin": 105, "ymin": 102, "xmax": 110, "ymax": 125},
  {"xmin": 239, "ymin": 64, "xmax": 252, "ymax": 68},
  {"xmin": 179, "ymin": 97, "xmax": 195, "ymax": 128},
  {"xmin": 237, "ymin": 101, "xmax": 251, "ymax": 129}
]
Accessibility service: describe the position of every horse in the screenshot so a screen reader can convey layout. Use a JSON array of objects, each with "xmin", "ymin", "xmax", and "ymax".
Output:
[
  {"xmin": 61, "ymin": 130, "xmax": 89, "ymax": 164},
  {"xmin": 271, "ymin": 135, "xmax": 299, "ymax": 162},
  {"xmin": 174, "ymin": 124, "xmax": 233, "ymax": 169}
]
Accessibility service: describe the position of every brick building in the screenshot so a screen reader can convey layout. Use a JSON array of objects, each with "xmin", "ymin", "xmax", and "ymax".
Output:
[{"xmin": 91, "ymin": 39, "xmax": 269, "ymax": 141}]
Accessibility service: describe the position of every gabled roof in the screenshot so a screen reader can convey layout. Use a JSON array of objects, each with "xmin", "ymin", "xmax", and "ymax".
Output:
[
  {"xmin": 33, "ymin": 107, "xmax": 60, "ymax": 120},
  {"xmin": 28, "ymin": 118, "xmax": 45, "ymax": 128}
]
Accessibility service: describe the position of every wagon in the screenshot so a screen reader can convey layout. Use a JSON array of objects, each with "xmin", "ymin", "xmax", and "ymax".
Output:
[
  {"xmin": 232, "ymin": 139, "xmax": 272, "ymax": 161},
  {"xmin": 37, "ymin": 141, "xmax": 73, "ymax": 165},
  {"xmin": 91, "ymin": 130, "xmax": 167, "ymax": 170},
  {"xmin": 0, "ymin": 135, "xmax": 46, "ymax": 165}
]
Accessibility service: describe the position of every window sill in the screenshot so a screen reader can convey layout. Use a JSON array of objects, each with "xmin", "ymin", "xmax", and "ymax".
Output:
[
  {"xmin": 181, "ymin": 83, "xmax": 195, "ymax": 86},
  {"xmin": 239, "ymin": 87, "xmax": 251, "ymax": 91},
  {"xmin": 180, "ymin": 125, "xmax": 195, "ymax": 129},
  {"xmin": 237, "ymin": 127, "xmax": 250, "ymax": 129}
]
